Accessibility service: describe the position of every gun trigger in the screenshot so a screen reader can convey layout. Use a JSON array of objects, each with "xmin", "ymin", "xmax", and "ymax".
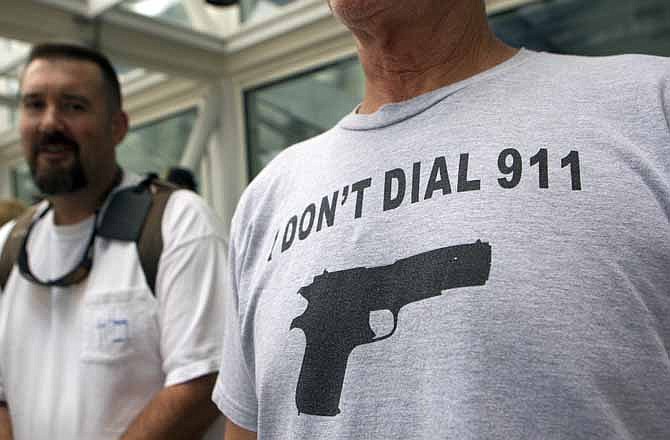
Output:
[{"xmin": 369, "ymin": 309, "xmax": 398, "ymax": 342}]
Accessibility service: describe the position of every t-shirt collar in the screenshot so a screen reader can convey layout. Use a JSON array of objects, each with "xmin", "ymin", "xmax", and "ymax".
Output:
[{"xmin": 339, "ymin": 48, "xmax": 534, "ymax": 131}]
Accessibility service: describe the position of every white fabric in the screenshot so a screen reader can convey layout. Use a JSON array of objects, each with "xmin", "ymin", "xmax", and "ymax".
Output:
[{"xmin": 0, "ymin": 172, "xmax": 227, "ymax": 439}]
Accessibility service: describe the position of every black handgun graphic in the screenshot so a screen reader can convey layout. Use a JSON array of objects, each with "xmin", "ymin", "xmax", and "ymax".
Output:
[{"xmin": 290, "ymin": 240, "xmax": 492, "ymax": 416}]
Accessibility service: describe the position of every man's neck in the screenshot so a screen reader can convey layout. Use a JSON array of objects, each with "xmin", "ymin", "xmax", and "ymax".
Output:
[
  {"xmin": 351, "ymin": 2, "xmax": 518, "ymax": 114},
  {"xmin": 49, "ymin": 168, "xmax": 121, "ymax": 225}
]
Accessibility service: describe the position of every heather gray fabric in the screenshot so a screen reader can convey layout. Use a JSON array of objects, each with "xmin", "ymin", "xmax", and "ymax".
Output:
[{"xmin": 213, "ymin": 49, "xmax": 670, "ymax": 439}]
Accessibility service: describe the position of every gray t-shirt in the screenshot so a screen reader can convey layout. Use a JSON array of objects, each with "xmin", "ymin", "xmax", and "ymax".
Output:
[{"xmin": 213, "ymin": 49, "xmax": 670, "ymax": 439}]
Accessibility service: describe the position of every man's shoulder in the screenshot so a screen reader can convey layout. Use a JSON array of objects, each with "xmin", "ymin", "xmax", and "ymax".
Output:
[
  {"xmin": 252, "ymin": 128, "xmax": 340, "ymax": 183},
  {"xmin": 0, "ymin": 221, "xmax": 15, "ymax": 289},
  {"xmin": 0, "ymin": 221, "xmax": 15, "ymax": 250},
  {"xmin": 161, "ymin": 189, "xmax": 227, "ymax": 249},
  {"xmin": 514, "ymin": 51, "xmax": 669, "ymax": 118},
  {"xmin": 234, "ymin": 127, "xmax": 341, "ymax": 223},
  {"xmin": 225, "ymin": 125, "xmax": 345, "ymax": 253},
  {"xmin": 0, "ymin": 201, "xmax": 46, "ymax": 249},
  {"xmin": 528, "ymin": 51, "xmax": 669, "ymax": 85},
  {"xmin": 114, "ymin": 169, "xmax": 224, "ymax": 242}
]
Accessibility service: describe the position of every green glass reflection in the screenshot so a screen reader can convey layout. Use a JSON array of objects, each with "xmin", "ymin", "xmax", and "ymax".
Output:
[
  {"xmin": 12, "ymin": 162, "xmax": 38, "ymax": 205},
  {"xmin": 117, "ymin": 108, "xmax": 198, "ymax": 178},
  {"xmin": 240, "ymin": 0, "xmax": 297, "ymax": 22},
  {"xmin": 245, "ymin": 58, "xmax": 365, "ymax": 179}
]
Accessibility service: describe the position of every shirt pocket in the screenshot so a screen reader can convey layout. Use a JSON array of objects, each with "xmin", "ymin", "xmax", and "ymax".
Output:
[{"xmin": 81, "ymin": 289, "xmax": 158, "ymax": 363}]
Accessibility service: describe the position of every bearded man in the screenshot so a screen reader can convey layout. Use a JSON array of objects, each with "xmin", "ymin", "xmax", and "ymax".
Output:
[{"xmin": 0, "ymin": 43, "xmax": 226, "ymax": 439}]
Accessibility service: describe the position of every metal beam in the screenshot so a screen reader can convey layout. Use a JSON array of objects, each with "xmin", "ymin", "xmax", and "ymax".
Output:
[
  {"xmin": 97, "ymin": 9, "xmax": 227, "ymax": 79},
  {"xmin": 32, "ymin": 0, "xmax": 88, "ymax": 16},
  {"xmin": 2, "ymin": 0, "xmax": 228, "ymax": 80},
  {"xmin": 180, "ymin": 85, "xmax": 221, "ymax": 169},
  {"xmin": 221, "ymin": 1, "xmax": 352, "ymax": 77},
  {"xmin": 87, "ymin": 0, "xmax": 126, "ymax": 18},
  {"xmin": 0, "ymin": 1, "xmax": 90, "ymax": 45},
  {"xmin": 184, "ymin": 0, "xmax": 223, "ymax": 35}
]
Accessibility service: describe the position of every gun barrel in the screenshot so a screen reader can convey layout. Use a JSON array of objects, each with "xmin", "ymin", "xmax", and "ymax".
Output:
[{"xmin": 365, "ymin": 240, "xmax": 491, "ymax": 310}]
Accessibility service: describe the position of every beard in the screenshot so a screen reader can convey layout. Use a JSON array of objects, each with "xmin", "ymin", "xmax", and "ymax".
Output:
[{"xmin": 28, "ymin": 131, "xmax": 88, "ymax": 196}]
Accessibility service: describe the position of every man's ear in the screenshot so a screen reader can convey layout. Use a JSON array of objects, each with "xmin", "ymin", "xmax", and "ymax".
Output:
[{"xmin": 112, "ymin": 111, "xmax": 129, "ymax": 146}]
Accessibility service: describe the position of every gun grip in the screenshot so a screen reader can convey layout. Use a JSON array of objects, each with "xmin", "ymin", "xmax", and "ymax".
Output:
[{"xmin": 295, "ymin": 340, "xmax": 355, "ymax": 416}]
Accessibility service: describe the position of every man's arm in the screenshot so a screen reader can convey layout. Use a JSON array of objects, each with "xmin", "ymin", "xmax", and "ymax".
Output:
[
  {"xmin": 0, "ymin": 403, "xmax": 12, "ymax": 440},
  {"xmin": 122, "ymin": 373, "xmax": 220, "ymax": 440},
  {"xmin": 224, "ymin": 419, "xmax": 256, "ymax": 440},
  {"xmin": 129, "ymin": 192, "xmax": 226, "ymax": 439}
]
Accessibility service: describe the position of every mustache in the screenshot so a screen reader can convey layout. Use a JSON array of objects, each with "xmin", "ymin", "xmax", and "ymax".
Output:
[{"xmin": 33, "ymin": 131, "xmax": 79, "ymax": 154}]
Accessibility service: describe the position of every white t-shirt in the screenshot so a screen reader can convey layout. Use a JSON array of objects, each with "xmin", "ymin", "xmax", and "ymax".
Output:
[{"xmin": 0, "ymin": 172, "xmax": 227, "ymax": 439}]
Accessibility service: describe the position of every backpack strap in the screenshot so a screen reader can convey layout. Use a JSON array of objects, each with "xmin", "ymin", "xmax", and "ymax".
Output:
[
  {"xmin": 97, "ymin": 175, "xmax": 177, "ymax": 295},
  {"xmin": 136, "ymin": 179, "xmax": 176, "ymax": 295},
  {"xmin": 0, "ymin": 206, "xmax": 39, "ymax": 292},
  {"xmin": 0, "ymin": 176, "xmax": 177, "ymax": 295}
]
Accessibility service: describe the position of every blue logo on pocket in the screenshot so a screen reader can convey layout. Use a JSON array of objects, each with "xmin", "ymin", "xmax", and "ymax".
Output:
[{"xmin": 96, "ymin": 318, "xmax": 130, "ymax": 345}]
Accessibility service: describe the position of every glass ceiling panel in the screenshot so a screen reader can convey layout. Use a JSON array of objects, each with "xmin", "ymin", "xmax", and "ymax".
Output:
[
  {"xmin": 116, "ymin": 0, "xmax": 238, "ymax": 35},
  {"xmin": 120, "ymin": 0, "xmax": 194, "ymax": 28},
  {"xmin": 240, "ymin": 0, "xmax": 298, "ymax": 23}
]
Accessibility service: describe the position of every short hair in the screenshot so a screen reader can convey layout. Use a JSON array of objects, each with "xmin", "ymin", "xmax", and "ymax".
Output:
[
  {"xmin": 24, "ymin": 43, "xmax": 122, "ymax": 111},
  {"xmin": 166, "ymin": 167, "xmax": 198, "ymax": 192}
]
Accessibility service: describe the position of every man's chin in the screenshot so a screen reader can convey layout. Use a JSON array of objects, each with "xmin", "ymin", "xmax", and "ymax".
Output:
[{"xmin": 32, "ymin": 169, "xmax": 88, "ymax": 196}]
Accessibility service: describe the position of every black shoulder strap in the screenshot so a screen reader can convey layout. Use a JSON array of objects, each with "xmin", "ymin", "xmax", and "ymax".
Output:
[
  {"xmin": 1, "ymin": 177, "xmax": 177, "ymax": 295},
  {"xmin": 96, "ymin": 175, "xmax": 176, "ymax": 295},
  {"xmin": 0, "ymin": 207, "xmax": 38, "ymax": 292}
]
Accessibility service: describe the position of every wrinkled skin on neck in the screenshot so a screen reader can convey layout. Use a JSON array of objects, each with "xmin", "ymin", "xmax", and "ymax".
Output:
[{"xmin": 327, "ymin": 0, "xmax": 519, "ymax": 113}]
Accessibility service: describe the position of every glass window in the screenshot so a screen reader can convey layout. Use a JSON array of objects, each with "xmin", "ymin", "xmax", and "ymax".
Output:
[
  {"xmin": 12, "ymin": 108, "xmax": 199, "ymax": 204},
  {"xmin": 491, "ymin": 0, "xmax": 670, "ymax": 56},
  {"xmin": 0, "ymin": 74, "xmax": 19, "ymax": 131},
  {"xmin": 245, "ymin": 58, "xmax": 365, "ymax": 178},
  {"xmin": 118, "ymin": 0, "xmax": 237, "ymax": 34},
  {"xmin": 240, "ymin": 0, "xmax": 298, "ymax": 22},
  {"xmin": 0, "ymin": 104, "xmax": 18, "ymax": 133},
  {"xmin": 120, "ymin": 0, "xmax": 193, "ymax": 28},
  {"xmin": 117, "ymin": 108, "xmax": 198, "ymax": 177},
  {"xmin": 12, "ymin": 162, "xmax": 37, "ymax": 205}
]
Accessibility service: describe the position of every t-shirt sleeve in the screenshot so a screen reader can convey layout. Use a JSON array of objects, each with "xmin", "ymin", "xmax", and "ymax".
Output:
[
  {"xmin": 0, "ymin": 221, "xmax": 14, "ymax": 402},
  {"xmin": 155, "ymin": 191, "xmax": 227, "ymax": 387},
  {"xmin": 212, "ymin": 217, "xmax": 258, "ymax": 432}
]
